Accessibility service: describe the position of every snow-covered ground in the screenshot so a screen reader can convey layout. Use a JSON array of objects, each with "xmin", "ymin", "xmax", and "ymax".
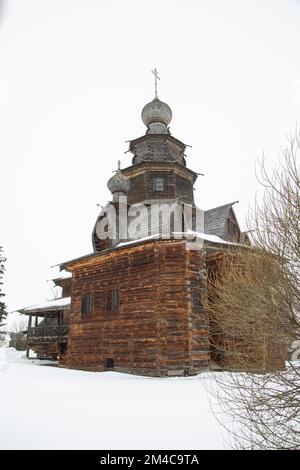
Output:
[{"xmin": 0, "ymin": 348, "xmax": 228, "ymax": 450}]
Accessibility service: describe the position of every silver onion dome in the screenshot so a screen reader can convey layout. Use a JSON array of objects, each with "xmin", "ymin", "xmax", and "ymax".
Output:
[
  {"xmin": 107, "ymin": 167, "xmax": 130, "ymax": 195},
  {"xmin": 141, "ymin": 97, "xmax": 172, "ymax": 129}
]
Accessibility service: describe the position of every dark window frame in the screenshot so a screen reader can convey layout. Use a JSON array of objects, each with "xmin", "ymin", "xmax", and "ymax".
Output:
[
  {"xmin": 104, "ymin": 358, "xmax": 114, "ymax": 368},
  {"xmin": 81, "ymin": 292, "xmax": 93, "ymax": 315},
  {"xmin": 59, "ymin": 342, "xmax": 68, "ymax": 355},
  {"xmin": 106, "ymin": 288, "xmax": 120, "ymax": 313},
  {"xmin": 153, "ymin": 176, "xmax": 165, "ymax": 192}
]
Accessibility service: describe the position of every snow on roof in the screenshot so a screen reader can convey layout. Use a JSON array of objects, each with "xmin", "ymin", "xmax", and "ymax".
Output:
[
  {"xmin": 51, "ymin": 270, "xmax": 72, "ymax": 281},
  {"xmin": 21, "ymin": 297, "xmax": 71, "ymax": 314},
  {"xmin": 117, "ymin": 234, "xmax": 161, "ymax": 248},
  {"xmin": 117, "ymin": 231, "xmax": 241, "ymax": 249},
  {"xmin": 58, "ymin": 227, "xmax": 246, "ymax": 270},
  {"xmin": 173, "ymin": 230, "xmax": 241, "ymax": 246},
  {"xmin": 204, "ymin": 202, "xmax": 240, "ymax": 240}
]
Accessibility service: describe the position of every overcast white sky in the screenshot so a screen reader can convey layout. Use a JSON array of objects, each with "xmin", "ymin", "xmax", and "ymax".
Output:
[{"xmin": 1, "ymin": 0, "xmax": 300, "ymax": 312}]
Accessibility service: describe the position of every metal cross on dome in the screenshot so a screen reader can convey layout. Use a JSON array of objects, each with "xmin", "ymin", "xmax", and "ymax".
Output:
[{"xmin": 151, "ymin": 68, "xmax": 160, "ymax": 98}]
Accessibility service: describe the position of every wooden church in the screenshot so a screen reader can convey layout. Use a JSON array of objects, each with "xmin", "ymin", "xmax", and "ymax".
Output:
[{"xmin": 19, "ymin": 73, "xmax": 251, "ymax": 376}]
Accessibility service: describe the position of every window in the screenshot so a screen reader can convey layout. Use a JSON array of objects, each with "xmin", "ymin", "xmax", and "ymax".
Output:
[
  {"xmin": 81, "ymin": 292, "xmax": 93, "ymax": 315},
  {"xmin": 106, "ymin": 288, "xmax": 120, "ymax": 312},
  {"xmin": 192, "ymin": 290, "xmax": 204, "ymax": 309},
  {"xmin": 153, "ymin": 177, "xmax": 165, "ymax": 192},
  {"xmin": 104, "ymin": 358, "xmax": 114, "ymax": 368}
]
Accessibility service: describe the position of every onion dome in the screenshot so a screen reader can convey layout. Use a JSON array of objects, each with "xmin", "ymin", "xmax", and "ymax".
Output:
[
  {"xmin": 107, "ymin": 162, "xmax": 130, "ymax": 201},
  {"xmin": 141, "ymin": 97, "xmax": 172, "ymax": 134}
]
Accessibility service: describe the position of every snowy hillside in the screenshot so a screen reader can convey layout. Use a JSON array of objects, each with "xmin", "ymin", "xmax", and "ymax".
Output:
[{"xmin": 0, "ymin": 348, "xmax": 228, "ymax": 450}]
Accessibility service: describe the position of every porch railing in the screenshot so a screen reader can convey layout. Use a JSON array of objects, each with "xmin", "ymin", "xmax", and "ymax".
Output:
[{"xmin": 28, "ymin": 325, "xmax": 69, "ymax": 342}]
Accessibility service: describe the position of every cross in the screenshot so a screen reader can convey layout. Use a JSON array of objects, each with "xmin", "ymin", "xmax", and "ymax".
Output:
[{"xmin": 151, "ymin": 68, "xmax": 160, "ymax": 98}]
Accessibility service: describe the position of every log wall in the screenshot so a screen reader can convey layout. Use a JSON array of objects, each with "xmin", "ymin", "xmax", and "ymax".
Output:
[
  {"xmin": 64, "ymin": 240, "xmax": 209, "ymax": 376},
  {"xmin": 123, "ymin": 162, "xmax": 196, "ymax": 205},
  {"xmin": 187, "ymin": 249, "xmax": 210, "ymax": 374}
]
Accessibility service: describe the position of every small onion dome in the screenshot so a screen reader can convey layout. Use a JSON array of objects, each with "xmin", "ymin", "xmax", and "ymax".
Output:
[
  {"xmin": 107, "ymin": 169, "xmax": 130, "ymax": 195},
  {"xmin": 141, "ymin": 97, "xmax": 172, "ymax": 128}
]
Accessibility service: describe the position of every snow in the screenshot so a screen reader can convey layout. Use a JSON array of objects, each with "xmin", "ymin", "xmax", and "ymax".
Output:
[
  {"xmin": 173, "ymin": 230, "xmax": 240, "ymax": 246},
  {"xmin": 51, "ymin": 270, "xmax": 72, "ymax": 281},
  {"xmin": 117, "ymin": 230, "xmax": 242, "ymax": 249},
  {"xmin": 117, "ymin": 233, "xmax": 160, "ymax": 247},
  {"xmin": 0, "ymin": 348, "xmax": 228, "ymax": 450},
  {"xmin": 22, "ymin": 296, "xmax": 71, "ymax": 312}
]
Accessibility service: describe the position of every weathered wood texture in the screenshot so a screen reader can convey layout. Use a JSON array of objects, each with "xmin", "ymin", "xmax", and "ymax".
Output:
[
  {"xmin": 64, "ymin": 240, "xmax": 209, "ymax": 376},
  {"xmin": 186, "ymin": 249, "xmax": 210, "ymax": 375},
  {"xmin": 28, "ymin": 340, "xmax": 69, "ymax": 364},
  {"xmin": 28, "ymin": 342, "xmax": 58, "ymax": 360},
  {"xmin": 129, "ymin": 134, "xmax": 186, "ymax": 166},
  {"xmin": 28, "ymin": 310, "xmax": 70, "ymax": 363},
  {"xmin": 123, "ymin": 162, "xmax": 196, "ymax": 205}
]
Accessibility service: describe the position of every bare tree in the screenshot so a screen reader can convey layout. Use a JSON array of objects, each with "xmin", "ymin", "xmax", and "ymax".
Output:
[
  {"xmin": 251, "ymin": 129, "xmax": 300, "ymax": 330},
  {"xmin": 206, "ymin": 130, "xmax": 300, "ymax": 449},
  {"xmin": 8, "ymin": 316, "xmax": 29, "ymax": 351},
  {"xmin": 208, "ymin": 248, "xmax": 293, "ymax": 373},
  {"xmin": 9, "ymin": 316, "xmax": 29, "ymax": 334}
]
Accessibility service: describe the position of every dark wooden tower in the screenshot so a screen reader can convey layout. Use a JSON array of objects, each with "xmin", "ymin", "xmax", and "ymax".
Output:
[{"xmin": 92, "ymin": 91, "xmax": 198, "ymax": 252}]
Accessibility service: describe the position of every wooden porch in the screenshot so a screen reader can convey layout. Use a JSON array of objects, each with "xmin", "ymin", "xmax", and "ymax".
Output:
[
  {"xmin": 24, "ymin": 306, "xmax": 70, "ymax": 360},
  {"xmin": 27, "ymin": 324, "xmax": 69, "ymax": 343}
]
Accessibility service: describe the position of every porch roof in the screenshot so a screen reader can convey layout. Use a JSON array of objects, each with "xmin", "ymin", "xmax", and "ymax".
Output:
[{"xmin": 19, "ymin": 297, "xmax": 71, "ymax": 316}]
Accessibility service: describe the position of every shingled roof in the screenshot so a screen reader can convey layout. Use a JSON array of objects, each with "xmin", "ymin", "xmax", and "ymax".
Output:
[{"xmin": 204, "ymin": 201, "xmax": 240, "ymax": 241}]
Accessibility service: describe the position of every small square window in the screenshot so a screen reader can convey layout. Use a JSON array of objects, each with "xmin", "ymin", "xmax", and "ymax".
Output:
[
  {"xmin": 153, "ymin": 177, "xmax": 165, "ymax": 192},
  {"xmin": 104, "ymin": 358, "xmax": 114, "ymax": 368},
  {"xmin": 59, "ymin": 343, "xmax": 68, "ymax": 355},
  {"xmin": 81, "ymin": 293, "xmax": 93, "ymax": 315}
]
